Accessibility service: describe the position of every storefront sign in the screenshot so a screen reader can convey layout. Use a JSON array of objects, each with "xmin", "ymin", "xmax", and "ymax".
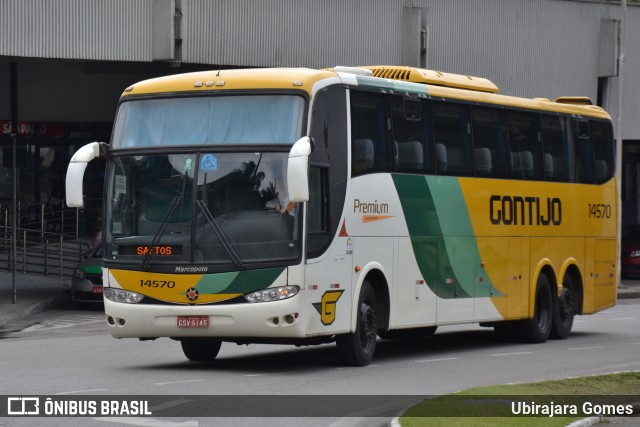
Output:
[{"xmin": 1, "ymin": 121, "xmax": 67, "ymax": 138}]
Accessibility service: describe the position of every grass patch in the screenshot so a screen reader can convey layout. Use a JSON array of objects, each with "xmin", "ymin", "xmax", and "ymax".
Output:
[{"xmin": 400, "ymin": 371, "xmax": 640, "ymax": 427}]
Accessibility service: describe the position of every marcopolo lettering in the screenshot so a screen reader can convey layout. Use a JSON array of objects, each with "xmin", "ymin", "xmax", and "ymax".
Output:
[{"xmin": 490, "ymin": 195, "xmax": 562, "ymax": 226}]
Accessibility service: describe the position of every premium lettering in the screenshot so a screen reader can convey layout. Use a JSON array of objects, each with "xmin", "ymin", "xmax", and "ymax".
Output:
[
  {"xmin": 353, "ymin": 199, "xmax": 389, "ymax": 214},
  {"xmin": 490, "ymin": 195, "xmax": 561, "ymax": 226}
]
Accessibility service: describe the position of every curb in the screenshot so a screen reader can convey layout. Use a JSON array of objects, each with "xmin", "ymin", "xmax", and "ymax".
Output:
[
  {"xmin": 0, "ymin": 294, "xmax": 69, "ymax": 329},
  {"xmin": 565, "ymin": 416, "xmax": 602, "ymax": 427},
  {"xmin": 618, "ymin": 291, "xmax": 640, "ymax": 300}
]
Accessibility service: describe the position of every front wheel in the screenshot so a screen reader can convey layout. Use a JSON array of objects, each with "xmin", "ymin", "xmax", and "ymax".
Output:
[
  {"xmin": 336, "ymin": 281, "xmax": 378, "ymax": 366},
  {"xmin": 516, "ymin": 273, "xmax": 553, "ymax": 343},
  {"xmin": 181, "ymin": 338, "xmax": 222, "ymax": 362}
]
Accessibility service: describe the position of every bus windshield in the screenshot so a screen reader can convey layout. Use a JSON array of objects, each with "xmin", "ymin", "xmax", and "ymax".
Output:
[
  {"xmin": 112, "ymin": 95, "xmax": 306, "ymax": 148},
  {"xmin": 105, "ymin": 151, "xmax": 301, "ymax": 268}
]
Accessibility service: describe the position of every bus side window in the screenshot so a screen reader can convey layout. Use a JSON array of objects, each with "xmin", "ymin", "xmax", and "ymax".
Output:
[
  {"xmin": 540, "ymin": 114, "xmax": 570, "ymax": 182},
  {"xmin": 306, "ymin": 166, "xmax": 330, "ymax": 258},
  {"xmin": 508, "ymin": 111, "xmax": 543, "ymax": 180},
  {"xmin": 470, "ymin": 106, "xmax": 509, "ymax": 178},
  {"xmin": 432, "ymin": 101, "xmax": 473, "ymax": 176},
  {"xmin": 390, "ymin": 96, "xmax": 434, "ymax": 173},
  {"xmin": 308, "ymin": 86, "xmax": 348, "ymax": 259},
  {"xmin": 350, "ymin": 91, "xmax": 392, "ymax": 176},
  {"xmin": 592, "ymin": 120, "xmax": 615, "ymax": 184},
  {"xmin": 574, "ymin": 118, "xmax": 594, "ymax": 184}
]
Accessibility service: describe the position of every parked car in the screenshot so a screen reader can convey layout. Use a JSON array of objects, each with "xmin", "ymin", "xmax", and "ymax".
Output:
[
  {"xmin": 70, "ymin": 247, "xmax": 103, "ymax": 305},
  {"xmin": 621, "ymin": 224, "xmax": 640, "ymax": 278}
]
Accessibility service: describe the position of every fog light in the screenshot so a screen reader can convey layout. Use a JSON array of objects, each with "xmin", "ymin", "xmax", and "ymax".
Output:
[
  {"xmin": 245, "ymin": 286, "xmax": 299, "ymax": 303},
  {"xmin": 104, "ymin": 288, "xmax": 145, "ymax": 304}
]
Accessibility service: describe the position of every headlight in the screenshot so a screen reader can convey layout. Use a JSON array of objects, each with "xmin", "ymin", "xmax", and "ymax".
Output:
[
  {"xmin": 245, "ymin": 286, "xmax": 299, "ymax": 303},
  {"xmin": 104, "ymin": 288, "xmax": 145, "ymax": 304},
  {"xmin": 73, "ymin": 269, "xmax": 85, "ymax": 280},
  {"xmin": 630, "ymin": 250, "xmax": 640, "ymax": 257}
]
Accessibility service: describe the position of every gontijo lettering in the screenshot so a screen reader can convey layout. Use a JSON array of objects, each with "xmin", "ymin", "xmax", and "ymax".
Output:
[{"xmin": 490, "ymin": 195, "xmax": 562, "ymax": 226}]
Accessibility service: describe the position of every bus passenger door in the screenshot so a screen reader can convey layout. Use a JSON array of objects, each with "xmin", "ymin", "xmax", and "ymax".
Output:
[{"xmin": 304, "ymin": 167, "xmax": 353, "ymax": 336}]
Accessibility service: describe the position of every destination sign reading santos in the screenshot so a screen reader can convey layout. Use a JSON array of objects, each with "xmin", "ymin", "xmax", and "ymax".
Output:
[{"xmin": 490, "ymin": 195, "xmax": 562, "ymax": 226}]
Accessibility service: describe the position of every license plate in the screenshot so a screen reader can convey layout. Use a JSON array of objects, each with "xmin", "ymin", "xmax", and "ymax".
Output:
[
  {"xmin": 92, "ymin": 286, "xmax": 103, "ymax": 294},
  {"xmin": 177, "ymin": 316, "xmax": 209, "ymax": 328}
]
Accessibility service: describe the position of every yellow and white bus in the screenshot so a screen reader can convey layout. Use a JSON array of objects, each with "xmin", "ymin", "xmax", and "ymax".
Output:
[{"xmin": 66, "ymin": 65, "xmax": 617, "ymax": 366}]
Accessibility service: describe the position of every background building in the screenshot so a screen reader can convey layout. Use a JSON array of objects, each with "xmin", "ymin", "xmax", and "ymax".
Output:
[{"xmin": 1, "ymin": 0, "xmax": 639, "ymax": 229}]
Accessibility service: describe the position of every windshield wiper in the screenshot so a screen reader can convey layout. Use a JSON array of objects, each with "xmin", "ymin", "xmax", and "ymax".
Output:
[
  {"xmin": 142, "ymin": 194, "xmax": 182, "ymax": 270},
  {"xmin": 196, "ymin": 200, "xmax": 244, "ymax": 268}
]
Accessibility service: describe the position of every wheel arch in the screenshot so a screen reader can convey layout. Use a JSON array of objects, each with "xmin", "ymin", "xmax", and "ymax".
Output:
[{"xmin": 350, "ymin": 263, "xmax": 390, "ymax": 333}]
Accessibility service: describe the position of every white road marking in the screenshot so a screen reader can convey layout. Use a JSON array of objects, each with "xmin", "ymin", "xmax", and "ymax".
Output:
[
  {"xmin": 20, "ymin": 314, "xmax": 105, "ymax": 332},
  {"xmin": 95, "ymin": 417, "xmax": 198, "ymax": 426},
  {"xmin": 55, "ymin": 388, "xmax": 108, "ymax": 395},
  {"xmin": 489, "ymin": 352, "xmax": 532, "ymax": 357},
  {"xmin": 567, "ymin": 346, "xmax": 607, "ymax": 351},
  {"xmin": 416, "ymin": 357, "xmax": 459, "ymax": 363},
  {"xmin": 153, "ymin": 379, "xmax": 204, "ymax": 386}
]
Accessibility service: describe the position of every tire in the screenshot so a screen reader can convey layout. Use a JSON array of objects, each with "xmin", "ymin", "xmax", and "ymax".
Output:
[
  {"xmin": 516, "ymin": 273, "xmax": 553, "ymax": 343},
  {"xmin": 336, "ymin": 281, "xmax": 378, "ymax": 366},
  {"xmin": 378, "ymin": 326, "xmax": 437, "ymax": 340},
  {"xmin": 550, "ymin": 273, "xmax": 577, "ymax": 339},
  {"xmin": 181, "ymin": 339, "xmax": 222, "ymax": 362}
]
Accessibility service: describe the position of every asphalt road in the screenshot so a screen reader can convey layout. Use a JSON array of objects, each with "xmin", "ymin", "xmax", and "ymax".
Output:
[{"xmin": 1, "ymin": 300, "xmax": 639, "ymax": 427}]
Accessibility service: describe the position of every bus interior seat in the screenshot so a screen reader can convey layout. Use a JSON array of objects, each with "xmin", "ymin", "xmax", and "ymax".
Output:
[
  {"xmin": 544, "ymin": 153, "xmax": 554, "ymax": 178},
  {"xmin": 511, "ymin": 151, "xmax": 533, "ymax": 177},
  {"xmin": 447, "ymin": 148, "xmax": 465, "ymax": 172},
  {"xmin": 435, "ymin": 143, "xmax": 447, "ymax": 172},
  {"xmin": 595, "ymin": 160, "xmax": 608, "ymax": 181},
  {"xmin": 353, "ymin": 138, "xmax": 374, "ymax": 174},
  {"xmin": 474, "ymin": 147, "xmax": 492, "ymax": 175},
  {"xmin": 396, "ymin": 140, "xmax": 423, "ymax": 169}
]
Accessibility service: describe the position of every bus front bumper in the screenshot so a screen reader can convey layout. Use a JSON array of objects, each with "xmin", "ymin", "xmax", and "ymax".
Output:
[{"xmin": 104, "ymin": 295, "xmax": 306, "ymax": 339}]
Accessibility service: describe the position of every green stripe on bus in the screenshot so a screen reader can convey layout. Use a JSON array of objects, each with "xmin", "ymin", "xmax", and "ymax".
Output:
[
  {"xmin": 195, "ymin": 267, "xmax": 285, "ymax": 295},
  {"xmin": 392, "ymin": 174, "xmax": 501, "ymax": 299}
]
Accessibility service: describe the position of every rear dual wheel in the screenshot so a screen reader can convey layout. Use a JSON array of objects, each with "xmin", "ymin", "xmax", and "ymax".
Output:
[
  {"xmin": 550, "ymin": 274, "xmax": 577, "ymax": 339},
  {"xmin": 516, "ymin": 273, "xmax": 553, "ymax": 343}
]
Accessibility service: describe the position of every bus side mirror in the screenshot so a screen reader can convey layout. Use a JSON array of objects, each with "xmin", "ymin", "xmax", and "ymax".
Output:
[
  {"xmin": 287, "ymin": 137, "xmax": 312, "ymax": 203},
  {"xmin": 66, "ymin": 142, "xmax": 104, "ymax": 208}
]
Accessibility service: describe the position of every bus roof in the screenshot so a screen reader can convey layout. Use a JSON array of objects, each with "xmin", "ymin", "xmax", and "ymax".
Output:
[
  {"xmin": 121, "ymin": 68, "xmax": 336, "ymax": 97},
  {"xmin": 351, "ymin": 65, "xmax": 610, "ymax": 120},
  {"xmin": 121, "ymin": 66, "xmax": 611, "ymax": 120},
  {"xmin": 362, "ymin": 65, "xmax": 500, "ymax": 94}
]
